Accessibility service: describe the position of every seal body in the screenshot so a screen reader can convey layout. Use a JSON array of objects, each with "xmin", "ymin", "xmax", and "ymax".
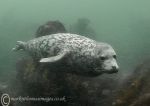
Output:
[{"xmin": 13, "ymin": 33, "xmax": 119, "ymax": 76}]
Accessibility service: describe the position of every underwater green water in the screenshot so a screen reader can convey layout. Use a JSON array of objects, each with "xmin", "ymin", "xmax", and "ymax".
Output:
[{"xmin": 0, "ymin": 0, "xmax": 150, "ymax": 80}]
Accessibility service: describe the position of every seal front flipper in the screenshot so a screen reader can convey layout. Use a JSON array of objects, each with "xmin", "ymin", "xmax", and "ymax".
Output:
[
  {"xmin": 39, "ymin": 50, "xmax": 69, "ymax": 63},
  {"xmin": 12, "ymin": 41, "xmax": 26, "ymax": 51}
]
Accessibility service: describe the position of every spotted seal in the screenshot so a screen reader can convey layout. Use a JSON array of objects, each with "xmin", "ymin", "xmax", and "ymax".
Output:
[{"xmin": 13, "ymin": 33, "xmax": 119, "ymax": 76}]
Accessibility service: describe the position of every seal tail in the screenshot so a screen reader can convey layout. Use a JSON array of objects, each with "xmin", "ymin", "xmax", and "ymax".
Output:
[{"xmin": 12, "ymin": 41, "xmax": 26, "ymax": 51}]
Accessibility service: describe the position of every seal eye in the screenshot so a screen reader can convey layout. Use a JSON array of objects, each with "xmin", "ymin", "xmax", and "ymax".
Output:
[
  {"xmin": 100, "ymin": 56, "xmax": 106, "ymax": 60},
  {"xmin": 113, "ymin": 55, "xmax": 117, "ymax": 59}
]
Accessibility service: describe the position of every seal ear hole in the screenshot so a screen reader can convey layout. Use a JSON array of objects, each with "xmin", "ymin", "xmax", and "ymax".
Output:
[{"xmin": 100, "ymin": 56, "xmax": 107, "ymax": 61}]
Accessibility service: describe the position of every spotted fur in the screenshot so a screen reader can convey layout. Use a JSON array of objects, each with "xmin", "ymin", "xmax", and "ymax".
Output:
[{"xmin": 13, "ymin": 33, "xmax": 119, "ymax": 76}]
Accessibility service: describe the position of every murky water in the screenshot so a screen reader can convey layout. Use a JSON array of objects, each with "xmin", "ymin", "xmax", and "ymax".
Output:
[{"xmin": 0, "ymin": 0, "xmax": 150, "ymax": 97}]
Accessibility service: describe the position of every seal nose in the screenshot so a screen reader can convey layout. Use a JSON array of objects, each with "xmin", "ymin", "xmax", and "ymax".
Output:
[
  {"xmin": 112, "ymin": 66, "xmax": 116, "ymax": 70},
  {"xmin": 112, "ymin": 66, "xmax": 119, "ymax": 72}
]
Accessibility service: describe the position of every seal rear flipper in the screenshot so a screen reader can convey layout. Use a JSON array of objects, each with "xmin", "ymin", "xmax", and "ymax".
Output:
[
  {"xmin": 12, "ymin": 41, "xmax": 26, "ymax": 51},
  {"xmin": 39, "ymin": 50, "xmax": 69, "ymax": 63}
]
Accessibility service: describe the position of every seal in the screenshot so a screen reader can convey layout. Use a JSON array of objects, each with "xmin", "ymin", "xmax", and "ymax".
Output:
[{"xmin": 13, "ymin": 33, "xmax": 119, "ymax": 76}]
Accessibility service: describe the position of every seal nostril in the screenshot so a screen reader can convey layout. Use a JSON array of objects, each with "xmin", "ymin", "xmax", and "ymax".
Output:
[{"xmin": 112, "ymin": 66, "xmax": 117, "ymax": 70}]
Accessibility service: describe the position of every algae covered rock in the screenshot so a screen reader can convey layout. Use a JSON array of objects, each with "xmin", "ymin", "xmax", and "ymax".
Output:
[
  {"xmin": 36, "ymin": 21, "xmax": 67, "ymax": 38},
  {"xmin": 113, "ymin": 59, "xmax": 150, "ymax": 106}
]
